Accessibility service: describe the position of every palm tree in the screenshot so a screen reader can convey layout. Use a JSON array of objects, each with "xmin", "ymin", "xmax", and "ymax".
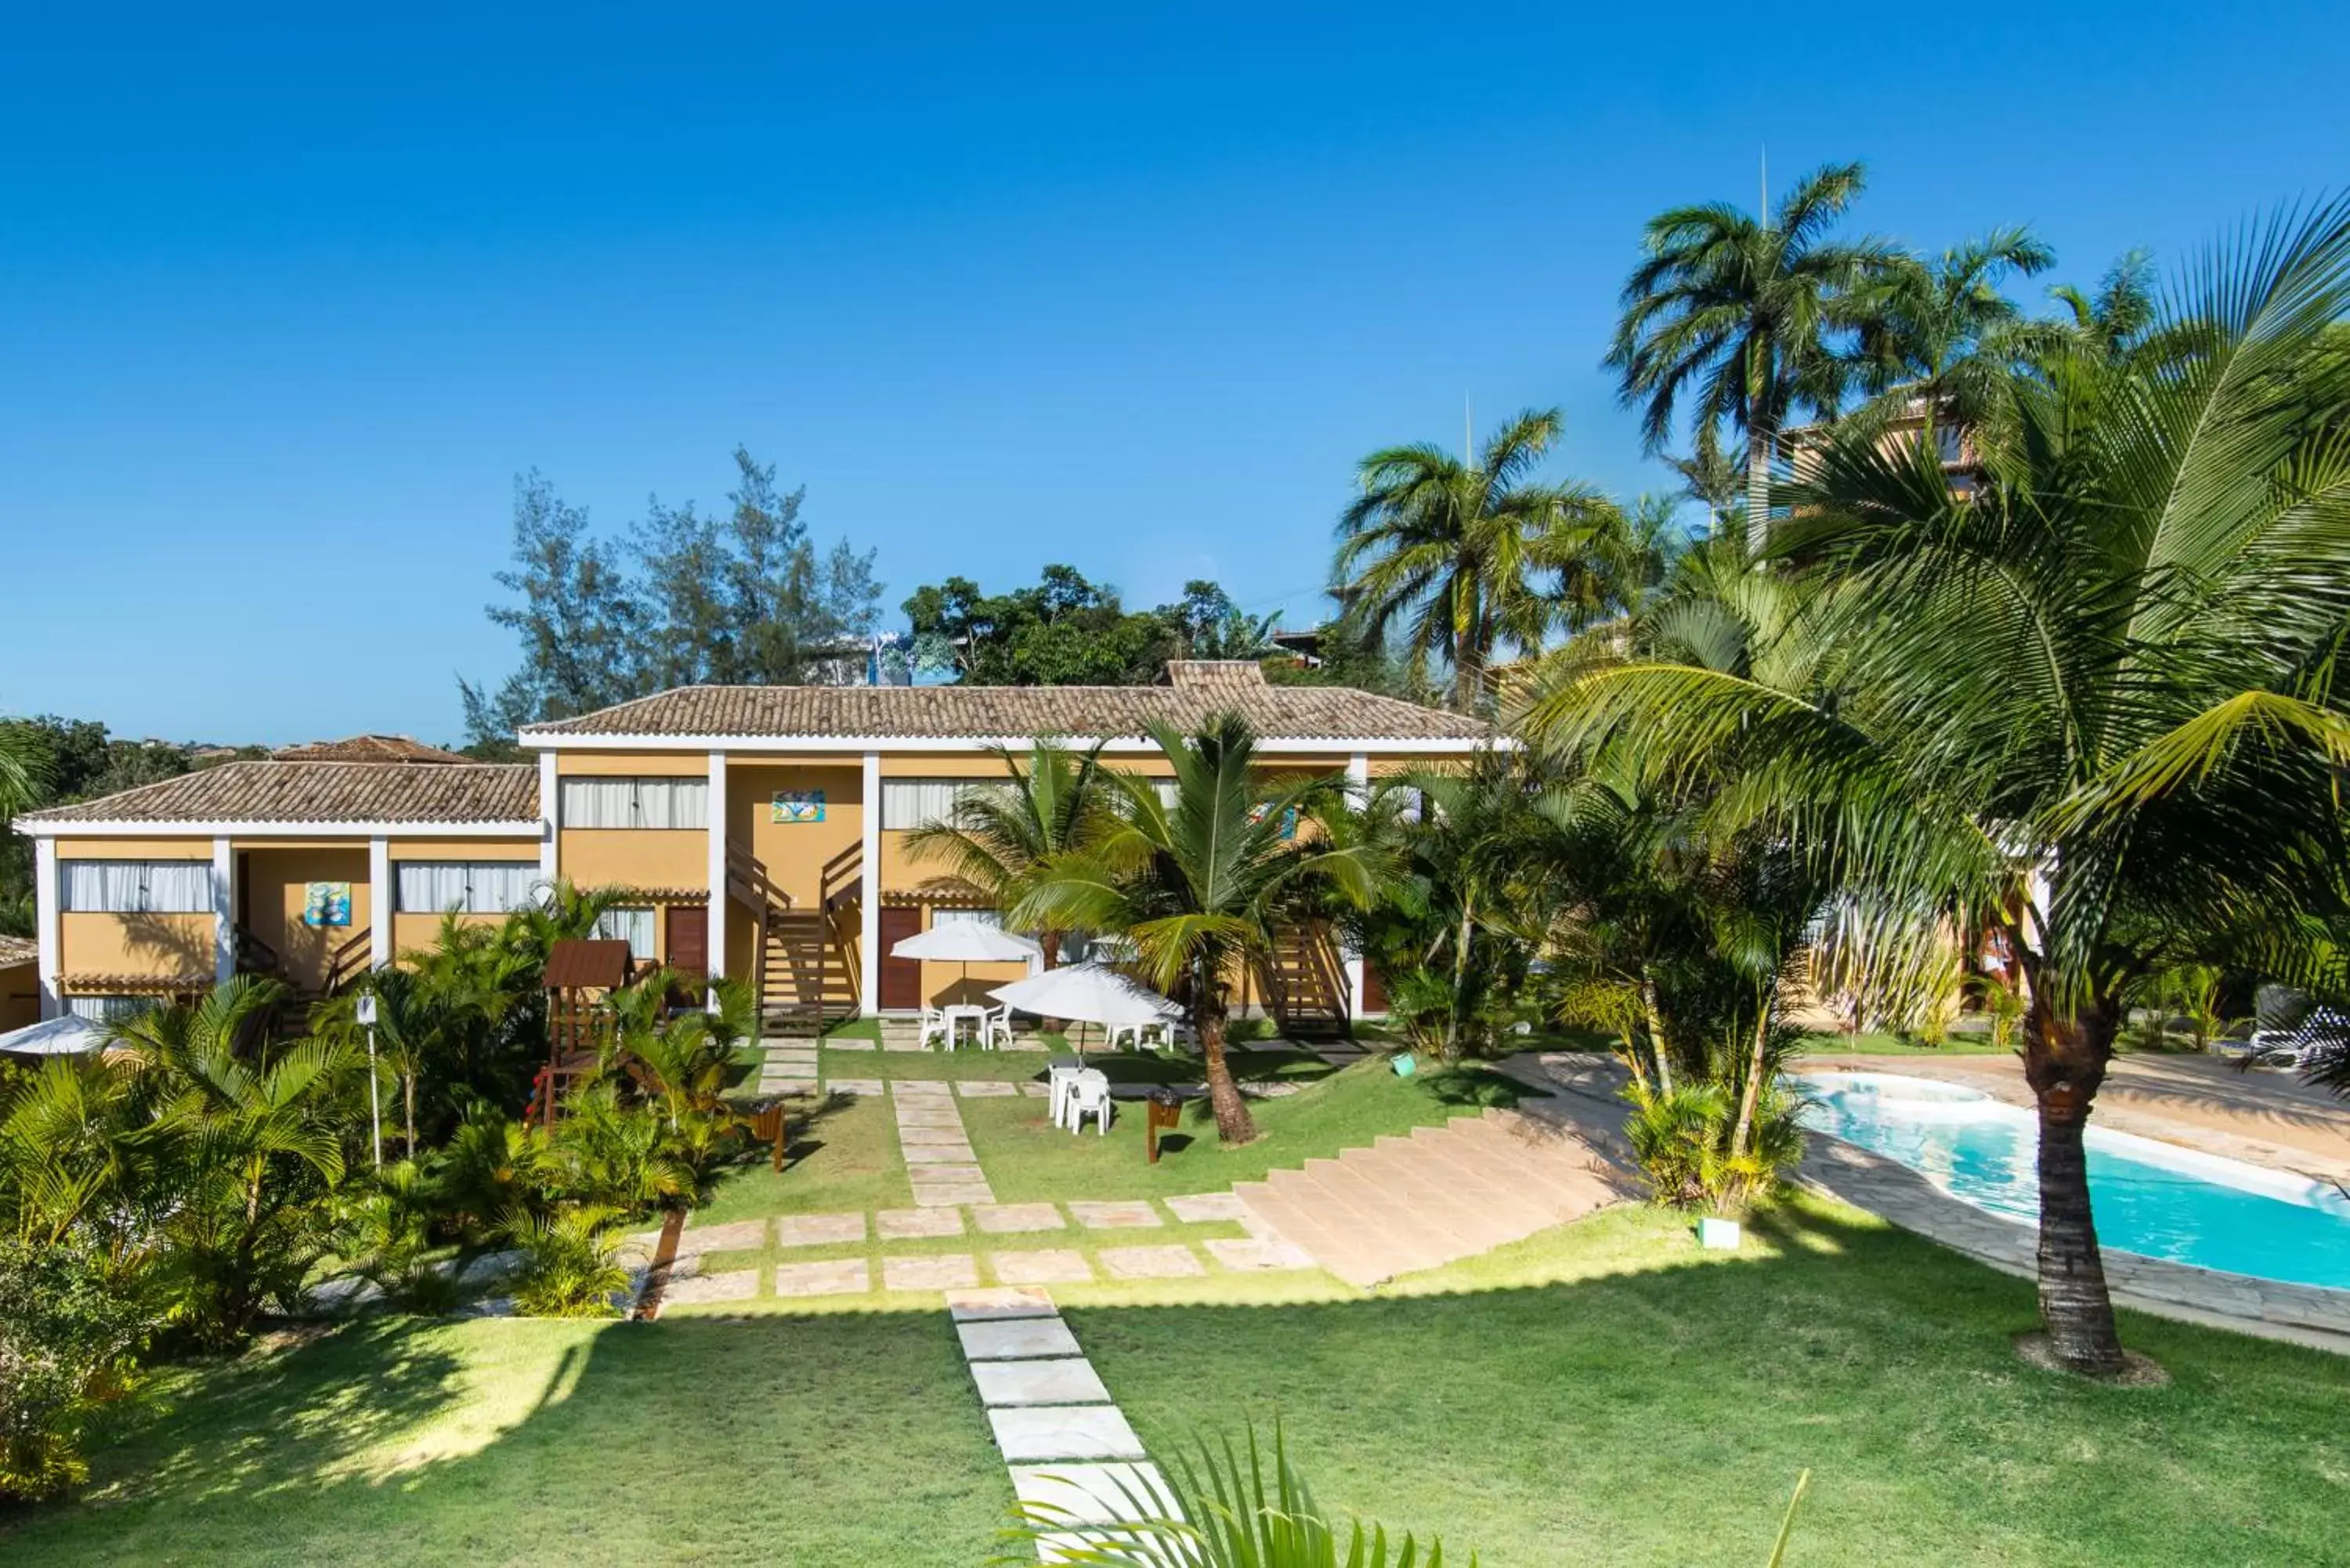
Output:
[
  {"xmin": 1664, "ymin": 430, "xmax": 1744, "ymax": 538},
  {"xmin": 903, "ymin": 740, "xmax": 1112, "ymax": 968},
  {"xmin": 1016, "ymin": 714, "xmax": 1388, "ymax": 1144},
  {"xmin": 0, "ymin": 723, "xmax": 48, "ymax": 823},
  {"xmin": 1853, "ymin": 227, "xmax": 2056, "ymax": 457},
  {"xmin": 2049, "ymin": 247, "xmax": 2157, "ymax": 364},
  {"xmin": 1609, "ymin": 161, "xmax": 1903, "ymax": 555},
  {"xmin": 1521, "ymin": 199, "xmax": 2350, "ymax": 1375},
  {"xmin": 1336, "ymin": 407, "xmax": 1623, "ymax": 711}
]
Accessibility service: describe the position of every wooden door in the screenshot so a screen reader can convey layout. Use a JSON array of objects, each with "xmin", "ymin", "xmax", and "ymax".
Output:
[
  {"xmin": 879, "ymin": 906, "xmax": 923, "ymax": 1010},
  {"xmin": 665, "ymin": 905, "xmax": 708, "ymax": 977},
  {"xmin": 1361, "ymin": 959, "xmax": 1388, "ymax": 1015}
]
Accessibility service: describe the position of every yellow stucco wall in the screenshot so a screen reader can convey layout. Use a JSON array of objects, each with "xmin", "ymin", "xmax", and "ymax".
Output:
[
  {"xmin": 557, "ymin": 753, "xmax": 707, "ymax": 778},
  {"xmin": 559, "ymin": 829, "xmax": 704, "ymax": 893},
  {"xmin": 59, "ymin": 912, "xmax": 212, "ymax": 978},
  {"xmin": 55, "ymin": 836, "xmax": 214, "ymax": 859},
  {"xmin": 0, "ymin": 960, "xmax": 36, "ymax": 1031},
  {"xmin": 389, "ymin": 839, "xmax": 540, "ymax": 862},
  {"xmin": 238, "ymin": 845, "xmax": 372, "ymax": 993},
  {"xmin": 730, "ymin": 761, "xmax": 863, "ymax": 908}
]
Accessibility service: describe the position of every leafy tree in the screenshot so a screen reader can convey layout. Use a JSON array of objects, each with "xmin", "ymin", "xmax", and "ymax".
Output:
[
  {"xmin": 1609, "ymin": 161, "xmax": 1903, "ymax": 554},
  {"xmin": 1853, "ymin": 226, "xmax": 2056, "ymax": 457},
  {"xmin": 1018, "ymin": 714, "xmax": 1387, "ymax": 1143},
  {"xmin": 903, "ymin": 566, "xmax": 1248, "ymax": 685},
  {"xmin": 0, "ymin": 1238, "xmax": 157, "ymax": 1502},
  {"xmin": 1524, "ymin": 200, "xmax": 2350, "ymax": 1375},
  {"xmin": 1335, "ymin": 407, "xmax": 1625, "ymax": 711},
  {"xmin": 461, "ymin": 472, "xmax": 648, "ymax": 742},
  {"xmin": 903, "ymin": 740, "xmax": 1112, "ymax": 969},
  {"xmin": 2049, "ymin": 247, "xmax": 2158, "ymax": 364}
]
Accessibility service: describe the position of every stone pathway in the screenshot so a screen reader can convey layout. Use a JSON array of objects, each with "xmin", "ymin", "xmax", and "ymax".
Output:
[
  {"xmin": 756, "ymin": 1031, "xmax": 820, "ymax": 1097},
  {"xmin": 1231, "ymin": 1106, "xmax": 1631, "ymax": 1288},
  {"xmin": 895, "ymin": 1081, "xmax": 997, "ymax": 1208},
  {"xmin": 947, "ymin": 1287, "xmax": 1179, "ymax": 1562}
]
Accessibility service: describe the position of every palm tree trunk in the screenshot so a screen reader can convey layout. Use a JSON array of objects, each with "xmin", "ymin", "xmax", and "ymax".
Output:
[
  {"xmin": 1452, "ymin": 645, "xmax": 1485, "ymax": 714},
  {"xmin": 404, "ymin": 1072, "xmax": 418, "ymax": 1156},
  {"xmin": 1447, "ymin": 894, "xmax": 1476, "ymax": 1064},
  {"xmin": 1641, "ymin": 970, "xmax": 1672, "ymax": 1097},
  {"xmin": 2023, "ymin": 995, "xmax": 2124, "ymax": 1375},
  {"xmin": 1729, "ymin": 985, "xmax": 1770, "ymax": 1158},
  {"xmin": 1198, "ymin": 997, "xmax": 1257, "ymax": 1145},
  {"xmin": 1745, "ymin": 418, "xmax": 1773, "ymax": 559}
]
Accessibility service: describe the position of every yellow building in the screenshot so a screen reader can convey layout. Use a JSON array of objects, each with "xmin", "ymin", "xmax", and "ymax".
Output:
[{"xmin": 20, "ymin": 663, "xmax": 1488, "ymax": 1031}]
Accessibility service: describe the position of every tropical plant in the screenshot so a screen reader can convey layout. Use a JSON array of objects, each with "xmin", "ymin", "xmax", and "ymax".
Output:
[
  {"xmin": 0, "ymin": 1238, "xmax": 156, "ymax": 1503},
  {"xmin": 1852, "ymin": 226, "xmax": 2056, "ymax": 455},
  {"xmin": 1623, "ymin": 1080, "xmax": 1805, "ymax": 1212},
  {"xmin": 545, "ymin": 1080, "xmax": 692, "ymax": 1214},
  {"xmin": 2049, "ymin": 248, "xmax": 2157, "ymax": 365},
  {"xmin": 503, "ymin": 1204, "xmax": 631, "ymax": 1319},
  {"xmin": 1609, "ymin": 161, "xmax": 1904, "ymax": 553},
  {"xmin": 904, "ymin": 740, "xmax": 1112, "ymax": 968},
  {"xmin": 334, "ymin": 1159, "xmax": 457, "ymax": 1315},
  {"xmin": 1664, "ymin": 428, "xmax": 1744, "ymax": 539},
  {"xmin": 103, "ymin": 980, "xmax": 363, "ymax": 1346},
  {"xmin": 607, "ymin": 973, "xmax": 752, "ymax": 1190},
  {"xmin": 1336, "ymin": 408, "xmax": 1625, "ymax": 710},
  {"xmin": 435, "ymin": 1103, "xmax": 550, "ymax": 1238},
  {"xmin": 1524, "ymin": 199, "xmax": 2350, "ymax": 1375},
  {"xmin": 1017, "ymin": 714, "xmax": 1388, "ymax": 1143}
]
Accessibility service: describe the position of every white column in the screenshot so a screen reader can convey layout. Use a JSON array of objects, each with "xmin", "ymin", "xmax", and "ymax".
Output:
[
  {"xmin": 369, "ymin": 837, "xmax": 392, "ymax": 969},
  {"xmin": 537, "ymin": 750, "xmax": 559, "ymax": 887},
  {"xmin": 1343, "ymin": 753, "xmax": 1369, "ymax": 1016},
  {"xmin": 706, "ymin": 750, "xmax": 728, "ymax": 983},
  {"xmin": 212, "ymin": 836, "xmax": 235, "ymax": 986},
  {"xmin": 34, "ymin": 837, "xmax": 60, "ymax": 1021},
  {"xmin": 859, "ymin": 750, "xmax": 881, "ymax": 1016}
]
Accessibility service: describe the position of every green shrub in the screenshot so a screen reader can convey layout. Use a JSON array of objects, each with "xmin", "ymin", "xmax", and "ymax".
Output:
[
  {"xmin": 1624, "ymin": 1082, "xmax": 1804, "ymax": 1211},
  {"xmin": 0, "ymin": 1241, "xmax": 157, "ymax": 1503},
  {"xmin": 504, "ymin": 1205, "xmax": 631, "ymax": 1319}
]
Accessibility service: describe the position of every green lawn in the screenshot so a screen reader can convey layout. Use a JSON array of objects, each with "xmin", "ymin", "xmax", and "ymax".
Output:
[
  {"xmin": 691, "ymin": 1090, "xmax": 913, "ymax": 1225},
  {"xmin": 963, "ymin": 1055, "xmax": 1531, "ymax": 1203},
  {"xmin": 14, "ymin": 1196, "xmax": 2346, "ymax": 1566},
  {"xmin": 2, "ymin": 1313, "xmax": 1007, "ymax": 1567},
  {"xmin": 1795, "ymin": 1029, "xmax": 2012, "ymax": 1057},
  {"xmin": 1076, "ymin": 1196, "xmax": 2350, "ymax": 1567}
]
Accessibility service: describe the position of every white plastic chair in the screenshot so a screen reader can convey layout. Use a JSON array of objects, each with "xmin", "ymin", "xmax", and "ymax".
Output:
[
  {"xmin": 982, "ymin": 1005, "xmax": 1015, "ymax": 1051},
  {"xmin": 919, "ymin": 1007, "xmax": 951, "ymax": 1051},
  {"xmin": 1047, "ymin": 1063, "xmax": 1083, "ymax": 1127},
  {"xmin": 1067, "ymin": 1074, "xmax": 1114, "ymax": 1136}
]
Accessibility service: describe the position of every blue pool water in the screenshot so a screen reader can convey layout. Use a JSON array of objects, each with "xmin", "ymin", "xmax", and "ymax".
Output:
[{"xmin": 1795, "ymin": 1073, "xmax": 2350, "ymax": 1292}]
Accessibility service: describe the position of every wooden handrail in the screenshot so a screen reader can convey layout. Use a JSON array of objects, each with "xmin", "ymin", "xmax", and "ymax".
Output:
[{"xmin": 725, "ymin": 841, "xmax": 793, "ymax": 912}]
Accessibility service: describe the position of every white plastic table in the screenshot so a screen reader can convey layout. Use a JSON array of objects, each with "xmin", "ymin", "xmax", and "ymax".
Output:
[{"xmin": 943, "ymin": 1003, "xmax": 991, "ymax": 1050}]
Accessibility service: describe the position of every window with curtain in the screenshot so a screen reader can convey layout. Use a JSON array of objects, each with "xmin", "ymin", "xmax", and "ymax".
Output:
[
  {"xmin": 880, "ymin": 778, "xmax": 974, "ymax": 830},
  {"xmin": 559, "ymin": 776, "xmax": 709, "ymax": 829},
  {"xmin": 66, "ymin": 995, "xmax": 157, "ymax": 1023},
  {"xmin": 1150, "ymin": 779, "xmax": 1182, "ymax": 808},
  {"xmin": 933, "ymin": 908, "xmax": 1003, "ymax": 929},
  {"xmin": 591, "ymin": 906, "xmax": 656, "ymax": 956},
  {"xmin": 59, "ymin": 860, "xmax": 213, "ymax": 913},
  {"xmin": 393, "ymin": 862, "xmax": 540, "ymax": 914}
]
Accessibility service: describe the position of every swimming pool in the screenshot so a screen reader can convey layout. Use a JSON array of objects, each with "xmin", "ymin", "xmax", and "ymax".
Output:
[{"xmin": 1794, "ymin": 1071, "xmax": 2350, "ymax": 1292}]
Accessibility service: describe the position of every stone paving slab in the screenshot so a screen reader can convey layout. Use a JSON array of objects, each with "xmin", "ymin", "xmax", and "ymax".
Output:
[
  {"xmin": 903, "ymin": 1143, "xmax": 979, "ymax": 1164},
  {"xmin": 884, "ymin": 1254, "xmax": 981, "ymax": 1292},
  {"xmin": 1018, "ymin": 1082, "xmax": 1053, "ymax": 1097},
  {"xmin": 1164, "ymin": 1192, "xmax": 1247, "ymax": 1224},
  {"xmin": 906, "ymin": 1162, "xmax": 987, "ymax": 1184},
  {"xmin": 660, "ymin": 1267, "xmax": 760, "ymax": 1306},
  {"xmin": 1099, "ymin": 1245, "xmax": 1206, "ymax": 1280},
  {"xmin": 759, "ymin": 1079, "xmax": 819, "ymax": 1095},
  {"xmin": 894, "ymin": 1078, "xmax": 956, "ymax": 1094},
  {"xmin": 1205, "ymin": 1236, "xmax": 1316, "ymax": 1272},
  {"xmin": 895, "ymin": 1105, "xmax": 968, "ymax": 1128},
  {"xmin": 882, "ymin": 1039, "xmax": 935, "ymax": 1053},
  {"xmin": 1007, "ymin": 1462, "xmax": 1181, "ymax": 1527},
  {"xmin": 971, "ymin": 1357, "xmax": 1112, "ymax": 1407},
  {"xmin": 1068, "ymin": 1200, "xmax": 1164, "ymax": 1230},
  {"xmin": 775, "ymin": 1259, "xmax": 871, "ymax": 1297},
  {"xmin": 947, "ymin": 1286, "xmax": 1059, "ymax": 1321},
  {"xmin": 991, "ymin": 1248, "xmax": 1095, "ymax": 1285},
  {"xmin": 958, "ymin": 1080, "xmax": 1020, "ymax": 1097},
  {"xmin": 775, "ymin": 1212, "xmax": 867, "ymax": 1247},
  {"xmin": 974, "ymin": 1202, "xmax": 1067, "ymax": 1233},
  {"xmin": 828, "ymin": 1078, "xmax": 886, "ymax": 1096},
  {"xmin": 959, "ymin": 1316, "xmax": 1083, "ymax": 1360},
  {"xmin": 898, "ymin": 1123, "xmax": 976, "ymax": 1145},
  {"xmin": 826, "ymin": 1038, "xmax": 877, "ymax": 1050},
  {"xmin": 879, "ymin": 1207, "xmax": 967, "ymax": 1240},
  {"xmin": 914, "ymin": 1182, "xmax": 997, "ymax": 1208},
  {"xmin": 675, "ymin": 1218, "xmax": 769, "ymax": 1255},
  {"xmin": 989, "ymin": 1404, "xmax": 1147, "ymax": 1463}
]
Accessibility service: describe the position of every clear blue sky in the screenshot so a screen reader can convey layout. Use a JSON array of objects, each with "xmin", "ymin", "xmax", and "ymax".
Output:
[{"xmin": 3, "ymin": 3, "xmax": 2342, "ymax": 745}]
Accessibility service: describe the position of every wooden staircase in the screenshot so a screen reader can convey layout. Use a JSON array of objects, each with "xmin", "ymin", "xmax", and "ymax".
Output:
[
  {"xmin": 732, "ymin": 843, "xmax": 861, "ymax": 1036},
  {"xmin": 234, "ymin": 926, "xmax": 373, "ymax": 1003},
  {"xmin": 1256, "ymin": 921, "xmax": 1350, "ymax": 1039},
  {"xmin": 1231, "ymin": 1107, "xmax": 1629, "ymax": 1288}
]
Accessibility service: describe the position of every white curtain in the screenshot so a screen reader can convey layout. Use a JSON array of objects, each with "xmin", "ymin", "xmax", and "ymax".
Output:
[
  {"xmin": 559, "ymin": 776, "xmax": 708, "ymax": 829},
  {"xmin": 591, "ymin": 906, "xmax": 656, "ymax": 956},
  {"xmin": 1152, "ymin": 779, "xmax": 1182, "ymax": 808},
  {"xmin": 67, "ymin": 995, "xmax": 157, "ymax": 1023},
  {"xmin": 395, "ymin": 862, "xmax": 539, "ymax": 914},
  {"xmin": 934, "ymin": 908, "xmax": 1003, "ymax": 929},
  {"xmin": 880, "ymin": 778, "xmax": 971, "ymax": 830},
  {"xmin": 60, "ymin": 860, "xmax": 212, "ymax": 913}
]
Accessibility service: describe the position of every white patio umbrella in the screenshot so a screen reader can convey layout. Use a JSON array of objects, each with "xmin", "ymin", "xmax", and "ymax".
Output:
[
  {"xmin": 989, "ymin": 962, "xmax": 1181, "ymax": 1053},
  {"xmin": 0, "ymin": 1015, "xmax": 107, "ymax": 1057},
  {"xmin": 890, "ymin": 921, "xmax": 1046, "ymax": 1001}
]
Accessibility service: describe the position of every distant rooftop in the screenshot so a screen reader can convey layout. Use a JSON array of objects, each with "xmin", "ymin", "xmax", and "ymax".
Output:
[
  {"xmin": 273, "ymin": 734, "xmax": 472, "ymax": 764},
  {"xmin": 20, "ymin": 761, "xmax": 537, "ymax": 826}
]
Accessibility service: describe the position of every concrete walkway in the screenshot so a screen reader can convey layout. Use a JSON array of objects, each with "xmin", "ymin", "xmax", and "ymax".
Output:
[
  {"xmin": 947, "ymin": 1287, "xmax": 1180, "ymax": 1563},
  {"xmin": 1232, "ymin": 1106, "xmax": 1632, "ymax": 1288},
  {"xmin": 893, "ymin": 1080, "xmax": 996, "ymax": 1208}
]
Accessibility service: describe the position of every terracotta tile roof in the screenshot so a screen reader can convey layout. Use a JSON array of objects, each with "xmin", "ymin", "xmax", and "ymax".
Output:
[
  {"xmin": 0, "ymin": 935, "xmax": 36, "ymax": 967},
  {"xmin": 19, "ymin": 762, "xmax": 540, "ymax": 826},
  {"xmin": 273, "ymin": 734, "xmax": 472, "ymax": 764},
  {"xmin": 57, "ymin": 974, "xmax": 211, "ymax": 995},
  {"xmin": 520, "ymin": 682, "xmax": 1487, "ymax": 743}
]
